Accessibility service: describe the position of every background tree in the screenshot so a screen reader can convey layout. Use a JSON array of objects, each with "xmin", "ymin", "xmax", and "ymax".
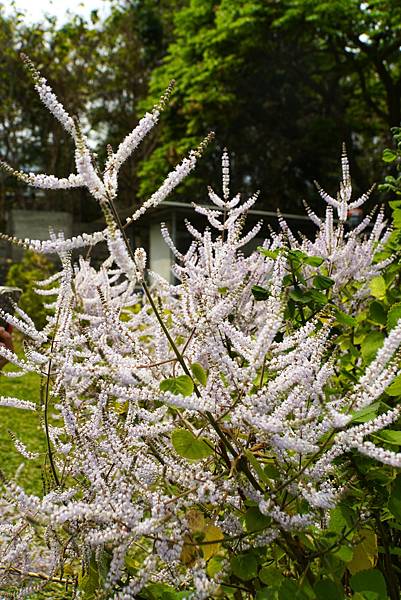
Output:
[
  {"xmin": 0, "ymin": 0, "xmax": 180, "ymax": 227},
  {"xmin": 139, "ymin": 0, "xmax": 401, "ymax": 212},
  {"xmin": 1, "ymin": 0, "xmax": 401, "ymax": 223}
]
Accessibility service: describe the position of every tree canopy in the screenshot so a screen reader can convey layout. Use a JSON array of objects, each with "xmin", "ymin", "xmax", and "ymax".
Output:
[{"xmin": 0, "ymin": 0, "xmax": 400, "ymax": 224}]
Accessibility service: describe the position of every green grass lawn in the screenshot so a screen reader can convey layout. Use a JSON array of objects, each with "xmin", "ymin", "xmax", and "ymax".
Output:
[
  {"xmin": 0, "ymin": 367, "xmax": 45, "ymax": 495},
  {"xmin": 0, "ymin": 365, "xmax": 72, "ymax": 597}
]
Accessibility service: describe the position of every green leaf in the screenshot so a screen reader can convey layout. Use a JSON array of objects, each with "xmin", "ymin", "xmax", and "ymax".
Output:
[
  {"xmin": 264, "ymin": 463, "xmax": 281, "ymax": 479},
  {"xmin": 257, "ymin": 247, "xmax": 279, "ymax": 259},
  {"xmin": 160, "ymin": 375, "xmax": 194, "ymax": 397},
  {"xmin": 259, "ymin": 566, "xmax": 284, "ymax": 586},
  {"xmin": 309, "ymin": 289, "xmax": 328, "ymax": 305},
  {"xmin": 244, "ymin": 449, "xmax": 271, "ymax": 484},
  {"xmin": 377, "ymin": 430, "xmax": 401, "ymax": 445},
  {"xmin": 190, "ymin": 363, "xmax": 207, "ymax": 386},
  {"xmin": 334, "ymin": 308, "xmax": 356, "ymax": 327},
  {"xmin": 361, "ymin": 331, "xmax": 384, "ymax": 364},
  {"xmin": 368, "ymin": 301, "xmax": 387, "ymax": 326},
  {"xmin": 313, "ymin": 275, "xmax": 335, "ymax": 290},
  {"xmin": 351, "ymin": 402, "xmax": 380, "ymax": 423},
  {"xmin": 287, "ymin": 249, "xmax": 308, "ymax": 261},
  {"xmin": 289, "ymin": 288, "xmax": 312, "ymax": 304},
  {"xmin": 370, "ymin": 276, "xmax": 386, "ymax": 299},
  {"xmin": 393, "ymin": 208, "xmax": 401, "ymax": 228},
  {"xmin": 142, "ymin": 584, "xmax": 188, "ymax": 600},
  {"xmin": 347, "ymin": 530, "xmax": 378, "ymax": 575},
  {"xmin": 329, "ymin": 506, "xmax": 348, "ymax": 533},
  {"xmin": 350, "ymin": 569, "xmax": 387, "ymax": 598},
  {"xmin": 171, "ymin": 429, "xmax": 213, "ymax": 460},
  {"xmin": 252, "ymin": 285, "xmax": 269, "ymax": 301},
  {"xmin": 230, "ymin": 553, "xmax": 258, "ymax": 581},
  {"xmin": 78, "ymin": 553, "xmax": 110, "ymax": 598},
  {"xmin": 245, "ymin": 506, "xmax": 271, "ymax": 532},
  {"xmin": 314, "ymin": 579, "xmax": 344, "ymax": 600},
  {"xmin": 383, "ymin": 148, "xmax": 397, "ymax": 163},
  {"xmin": 279, "ymin": 579, "xmax": 308, "ymax": 599},
  {"xmin": 365, "ymin": 466, "xmax": 393, "ymax": 484},
  {"xmin": 386, "ymin": 375, "xmax": 401, "ymax": 396},
  {"xmin": 304, "ymin": 255, "xmax": 324, "ymax": 267},
  {"xmin": 387, "ymin": 302, "xmax": 401, "ymax": 331},
  {"xmin": 388, "ymin": 475, "xmax": 401, "ymax": 521},
  {"xmin": 334, "ymin": 545, "xmax": 353, "ymax": 562},
  {"xmin": 207, "ymin": 555, "xmax": 224, "ymax": 578}
]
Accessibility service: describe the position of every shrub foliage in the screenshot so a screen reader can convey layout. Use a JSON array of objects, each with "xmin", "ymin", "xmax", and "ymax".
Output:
[{"xmin": 1, "ymin": 59, "xmax": 401, "ymax": 600}]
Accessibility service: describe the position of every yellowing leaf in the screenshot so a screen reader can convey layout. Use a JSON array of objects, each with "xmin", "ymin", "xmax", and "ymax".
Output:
[
  {"xmin": 207, "ymin": 555, "xmax": 224, "ymax": 578},
  {"xmin": 180, "ymin": 533, "xmax": 197, "ymax": 566},
  {"xmin": 370, "ymin": 276, "xmax": 386, "ymax": 299},
  {"xmin": 186, "ymin": 509, "xmax": 205, "ymax": 532},
  {"xmin": 201, "ymin": 525, "xmax": 224, "ymax": 561},
  {"xmin": 347, "ymin": 529, "xmax": 377, "ymax": 574}
]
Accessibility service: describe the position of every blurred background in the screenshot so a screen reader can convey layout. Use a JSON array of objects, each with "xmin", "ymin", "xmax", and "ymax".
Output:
[{"xmin": 0, "ymin": 0, "xmax": 400, "ymax": 278}]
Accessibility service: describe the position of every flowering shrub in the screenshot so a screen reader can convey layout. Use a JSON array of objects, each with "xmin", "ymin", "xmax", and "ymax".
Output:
[{"xmin": 1, "ymin": 59, "xmax": 401, "ymax": 599}]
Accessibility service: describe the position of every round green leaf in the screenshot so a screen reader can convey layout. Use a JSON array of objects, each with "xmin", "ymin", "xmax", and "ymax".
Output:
[
  {"xmin": 171, "ymin": 429, "xmax": 213, "ymax": 460},
  {"xmin": 350, "ymin": 569, "xmax": 387, "ymax": 598},
  {"xmin": 314, "ymin": 579, "xmax": 344, "ymax": 600},
  {"xmin": 259, "ymin": 566, "xmax": 284, "ymax": 586},
  {"xmin": 361, "ymin": 331, "xmax": 384, "ymax": 364},
  {"xmin": 207, "ymin": 555, "xmax": 224, "ymax": 578},
  {"xmin": 382, "ymin": 148, "xmax": 397, "ymax": 163},
  {"xmin": 279, "ymin": 579, "xmax": 307, "ymax": 599},
  {"xmin": 160, "ymin": 375, "xmax": 194, "ymax": 397},
  {"xmin": 329, "ymin": 506, "xmax": 348, "ymax": 533},
  {"xmin": 368, "ymin": 301, "xmax": 387, "ymax": 326},
  {"xmin": 309, "ymin": 289, "xmax": 328, "ymax": 305},
  {"xmin": 230, "ymin": 553, "xmax": 257, "ymax": 581},
  {"xmin": 245, "ymin": 506, "xmax": 271, "ymax": 532},
  {"xmin": 351, "ymin": 402, "xmax": 380, "ymax": 423},
  {"xmin": 370, "ymin": 276, "xmax": 386, "ymax": 299}
]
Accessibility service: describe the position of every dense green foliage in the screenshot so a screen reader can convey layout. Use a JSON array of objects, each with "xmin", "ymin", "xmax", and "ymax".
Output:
[
  {"xmin": 380, "ymin": 126, "xmax": 401, "ymax": 254},
  {"xmin": 142, "ymin": 0, "xmax": 401, "ymax": 209},
  {"xmin": 0, "ymin": 0, "xmax": 400, "ymax": 221},
  {"xmin": 5, "ymin": 251, "xmax": 55, "ymax": 328}
]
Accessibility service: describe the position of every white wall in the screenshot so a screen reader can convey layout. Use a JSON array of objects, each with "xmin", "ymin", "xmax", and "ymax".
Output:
[
  {"xmin": 149, "ymin": 223, "xmax": 172, "ymax": 283},
  {"xmin": 9, "ymin": 209, "xmax": 73, "ymax": 260}
]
